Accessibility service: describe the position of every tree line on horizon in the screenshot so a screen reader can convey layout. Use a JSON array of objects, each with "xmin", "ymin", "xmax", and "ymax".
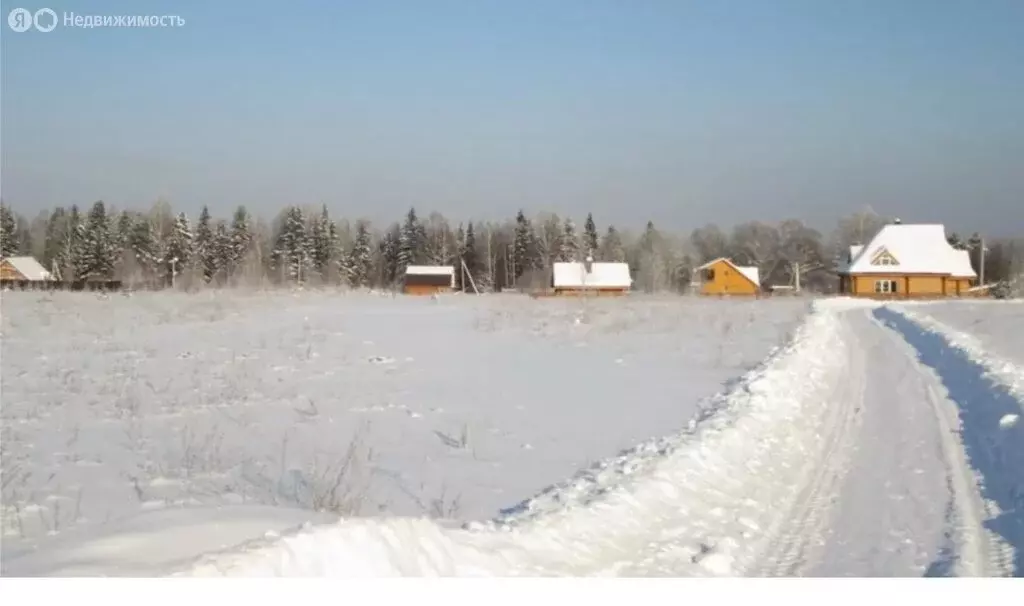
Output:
[{"xmin": 0, "ymin": 200, "xmax": 1020, "ymax": 293}]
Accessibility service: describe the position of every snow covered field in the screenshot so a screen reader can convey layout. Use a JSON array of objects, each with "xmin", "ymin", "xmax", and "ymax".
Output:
[
  {"xmin": 0, "ymin": 289, "xmax": 809, "ymax": 569},
  {"xmin": 3, "ymin": 291, "xmax": 1022, "ymax": 577},
  {"xmin": 895, "ymin": 300, "xmax": 1024, "ymax": 367}
]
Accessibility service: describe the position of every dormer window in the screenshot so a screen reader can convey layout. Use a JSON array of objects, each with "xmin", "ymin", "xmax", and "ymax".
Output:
[{"xmin": 870, "ymin": 247, "xmax": 899, "ymax": 267}]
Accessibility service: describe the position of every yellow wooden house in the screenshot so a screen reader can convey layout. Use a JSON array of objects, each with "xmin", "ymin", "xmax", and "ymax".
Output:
[
  {"xmin": 695, "ymin": 257, "xmax": 761, "ymax": 296},
  {"xmin": 836, "ymin": 222, "xmax": 976, "ymax": 298}
]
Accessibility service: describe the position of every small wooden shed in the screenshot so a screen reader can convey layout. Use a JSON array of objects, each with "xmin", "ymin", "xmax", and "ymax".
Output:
[{"xmin": 403, "ymin": 265, "xmax": 455, "ymax": 295}]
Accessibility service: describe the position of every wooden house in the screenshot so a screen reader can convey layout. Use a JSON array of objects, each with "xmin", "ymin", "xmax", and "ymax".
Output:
[
  {"xmin": 403, "ymin": 265, "xmax": 455, "ymax": 295},
  {"xmin": 836, "ymin": 221, "xmax": 976, "ymax": 298},
  {"xmin": 695, "ymin": 257, "xmax": 760, "ymax": 296},
  {"xmin": 551, "ymin": 259, "xmax": 631, "ymax": 296}
]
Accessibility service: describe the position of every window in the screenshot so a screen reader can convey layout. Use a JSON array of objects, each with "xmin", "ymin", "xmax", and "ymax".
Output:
[
  {"xmin": 874, "ymin": 280, "xmax": 898, "ymax": 294},
  {"xmin": 703, "ymin": 268, "xmax": 715, "ymax": 281}
]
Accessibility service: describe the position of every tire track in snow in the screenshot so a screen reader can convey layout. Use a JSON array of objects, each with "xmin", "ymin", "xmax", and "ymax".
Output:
[{"xmin": 748, "ymin": 314, "xmax": 865, "ymax": 577}]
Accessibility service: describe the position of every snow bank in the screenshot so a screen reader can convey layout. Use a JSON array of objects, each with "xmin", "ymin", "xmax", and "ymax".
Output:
[
  {"xmin": 890, "ymin": 304, "xmax": 1024, "ymax": 405},
  {"xmin": 876, "ymin": 308, "xmax": 1024, "ymax": 576},
  {"xmin": 158, "ymin": 299, "xmax": 855, "ymax": 577}
]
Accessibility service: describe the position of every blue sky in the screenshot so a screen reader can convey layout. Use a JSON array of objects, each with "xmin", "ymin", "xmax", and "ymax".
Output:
[{"xmin": 2, "ymin": 0, "xmax": 1022, "ymax": 235}]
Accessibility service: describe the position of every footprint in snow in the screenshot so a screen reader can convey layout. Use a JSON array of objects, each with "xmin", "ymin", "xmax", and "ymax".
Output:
[{"xmin": 368, "ymin": 356, "xmax": 396, "ymax": 364}]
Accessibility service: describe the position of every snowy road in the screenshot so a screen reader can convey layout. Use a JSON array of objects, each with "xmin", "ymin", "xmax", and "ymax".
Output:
[{"xmin": 4, "ymin": 299, "xmax": 1022, "ymax": 577}]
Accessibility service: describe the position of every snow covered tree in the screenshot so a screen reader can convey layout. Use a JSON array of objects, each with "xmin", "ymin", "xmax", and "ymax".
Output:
[
  {"xmin": 947, "ymin": 232, "xmax": 968, "ymax": 251},
  {"xmin": 310, "ymin": 205, "xmax": 338, "ymax": 282},
  {"xmin": 690, "ymin": 224, "xmax": 729, "ymax": 263},
  {"xmin": 193, "ymin": 205, "xmax": 217, "ymax": 282},
  {"xmin": 0, "ymin": 204, "xmax": 19, "ymax": 258},
  {"xmin": 379, "ymin": 224, "xmax": 400, "ymax": 286},
  {"xmin": 164, "ymin": 212, "xmax": 194, "ymax": 285},
  {"xmin": 272, "ymin": 206, "xmax": 312, "ymax": 283},
  {"xmin": 582, "ymin": 213, "xmax": 599, "ymax": 258},
  {"xmin": 42, "ymin": 207, "xmax": 67, "ymax": 272},
  {"xmin": 424, "ymin": 212, "xmax": 454, "ymax": 266},
  {"xmin": 76, "ymin": 201, "xmax": 116, "ymax": 280},
  {"xmin": 558, "ymin": 217, "xmax": 580, "ymax": 262},
  {"xmin": 599, "ymin": 225, "xmax": 626, "ymax": 262},
  {"xmin": 512, "ymin": 210, "xmax": 540, "ymax": 280},
  {"xmin": 461, "ymin": 221, "xmax": 481, "ymax": 292},
  {"xmin": 128, "ymin": 213, "xmax": 160, "ymax": 283},
  {"xmin": 228, "ymin": 205, "xmax": 254, "ymax": 278},
  {"xmin": 113, "ymin": 211, "xmax": 133, "ymax": 259},
  {"xmin": 212, "ymin": 221, "xmax": 233, "ymax": 283},
  {"xmin": 397, "ymin": 207, "xmax": 424, "ymax": 275},
  {"xmin": 347, "ymin": 220, "xmax": 374, "ymax": 288}
]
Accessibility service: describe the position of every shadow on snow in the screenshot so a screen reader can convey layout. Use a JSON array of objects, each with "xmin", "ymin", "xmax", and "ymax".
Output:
[{"xmin": 875, "ymin": 307, "xmax": 1024, "ymax": 577}]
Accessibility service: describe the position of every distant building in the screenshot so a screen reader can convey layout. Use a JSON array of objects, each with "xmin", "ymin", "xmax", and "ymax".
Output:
[
  {"xmin": 0, "ymin": 256, "xmax": 53, "ymax": 282},
  {"xmin": 695, "ymin": 258, "xmax": 760, "ymax": 296},
  {"xmin": 551, "ymin": 259, "xmax": 631, "ymax": 296},
  {"xmin": 403, "ymin": 265, "xmax": 455, "ymax": 295},
  {"xmin": 836, "ymin": 222, "xmax": 976, "ymax": 297}
]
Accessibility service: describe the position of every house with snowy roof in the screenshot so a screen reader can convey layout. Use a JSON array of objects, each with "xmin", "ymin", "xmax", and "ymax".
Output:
[
  {"xmin": 403, "ymin": 265, "xmax": 456, "ymax": 295},
  {"xmin": 0, "ymin": 256, "xmax": 53, "ymax": 282},
  {"xmin": 551, "ymin": 258, "xmax": 632, "ymax": 296},
  {"xmin": 836, "ymin": 220, "xmax": 976, "ymax": 297},
  {"xmin": 695, "ymin": 257, "xmax": 761, "ymax": 296}
]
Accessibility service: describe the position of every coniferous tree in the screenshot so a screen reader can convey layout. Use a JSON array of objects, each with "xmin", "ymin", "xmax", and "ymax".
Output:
[
  {"xmin": 462, "ymin": 221, "xmax": 480, "ymax": 292},
  {"xmin": 1, "ymin": 203, "xmax": 19, "ymax": 258},
  {"xmin": 453, "ymin": 223, "xmax": 466, "ymax": 290},
  {"xmin": 397, "ymin": 207, "xmax": 423, "ymax": 276},
  {"xmin": 229, "ymin": 205, "xmax": 253, "ymax": 277},
  {"xmin": 582, "ymin": 213, "xmax": 599, "ymax": 258},
  {"xmin": 194, "ymin": 205, "xmax": 216, "ymax": 282},
  {"xmin": 212, "ymin": 221, "xmax": 233, "ymax": 283},
  {"xmin": 272, "ymin": 206, "xmax": 312, "ymax": 283},
  {"xmin": 42, "ymin": 207, "xmax": 67, "ymax": 272},
  {"xmin": 512, "ymin": 210, "xmax": 539, "ymax": 280},
  {"xmin": 558, "ymin": 217, "xmax": 580, "ymax": 262},
  {"xmin": 348, "ymin": 220, "xmax": 373, "ymax": 288},
  {"xmin": 600, "ymin": 225, "xmax": 626, "ymax": 262},
  {"xmin": 380, "ymin": 224, "xmax": 400, "ymax": 286},
  {"xmin": 76, "ymin": 201, "xmax": 116, "ymax": 280},
  {"xmin": 310, "ymin": 205, "xmax": 337, "ymax": 281},
  {"xmin": 129, "ymin": 214, "xmax": 159, "ymax": 282},
  {"xmin": 164, "ymin": 212, "xmax": 194, "ymax": 284}
]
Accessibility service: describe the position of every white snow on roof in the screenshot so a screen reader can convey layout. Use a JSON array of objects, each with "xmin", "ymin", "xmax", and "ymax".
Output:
[
  {"xmin": 404, "ymin": 265, "xmax": 455, "ymax": 288},
  {"xmin": 845, "ymin": 224, "xmax": 977, "ymax": 277},
  {"xmin": 697, "ymin": 257, "xmax": 760, "ymax": 288},
  {"xmin": 405, "ymin": 265, "xmax": 454, "ymax": 276},
  {"xmin": 552, "ymin": 262, "xmax": 631, "ymax": 289},
  {"xmin": 736, "ymin": 266, "xmax": 760, "ymax": 286},
  {"xmin": 3, "ymin": 256, "xmax": 52, "ymax": 281}
]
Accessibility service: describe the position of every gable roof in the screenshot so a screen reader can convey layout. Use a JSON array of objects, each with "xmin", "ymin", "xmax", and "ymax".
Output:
[
  {"xmin": 1, "ymin": 256, "xmax": 52, "ymax": 281},
  {"xmin": 697, "ymin": 257, "xmax": 760, "ymax": 288},
  {"xmin": 552, "ymin": 261, "xmax": 631, "ymax": 289},
  {"xmin": 844, "ymin": 223, "xmax": 977, "ymax": 277}
]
